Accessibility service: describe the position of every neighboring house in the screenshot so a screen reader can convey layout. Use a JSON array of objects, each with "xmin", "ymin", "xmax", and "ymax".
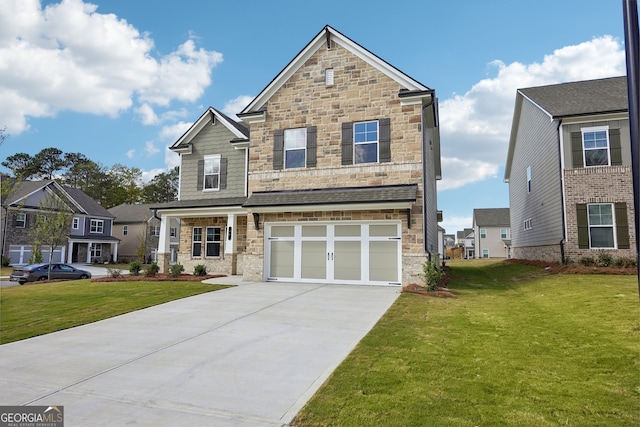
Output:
[
  {"xmin": 472, "ymin": 208, "xmax": 511, "ymax": 259},
  {"xmin": 456, "ymin": 228, "xmax": 475, "ymax": 259},
  {"xmin": 444, "ymin": 234, "xmax": 456, "ymax": 249},
  {"xmin": 504, "ymin": 76, "xmax": 635, "ymax": 262},
  {"xmin": 154, "ymin": 25, "xmax": 442, "ymax": 286},
  {"xmin": 1, "ymin": 180, "xmax": 119, "ymax": 265},
  {"xmin": 108, "ymin": 203, "xmax": 180, "ymax": 264}
]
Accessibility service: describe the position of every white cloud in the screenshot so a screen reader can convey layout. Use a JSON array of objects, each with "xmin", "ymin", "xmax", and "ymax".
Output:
[
  {"xmin": 126, "ymin": 149, "xmax": 135, "ymax": 159},
  {"xmin": 135, "ymin": 104, "xmax": 159, "ymax": 125},
  {"xmin": 223, "ymin": 95, "xmax": 254, "ymax": 121},
  {"xmin": 438, "ymin": 35, "xmax": 626, "ymax": 190},
  {"xmin": 145, "ymin": 140, "xmax": 160, "ymax": 156},
  {"xmin": 159, "ymin": 121, "xmax": 192, "ymax": 142},
  {"xmin": 0, "ymin": 0, "xmax": 222, "ymax": 134},
  {"xmin": 440, "ymin": 216, "xmax": 473, "ymax": 238}
]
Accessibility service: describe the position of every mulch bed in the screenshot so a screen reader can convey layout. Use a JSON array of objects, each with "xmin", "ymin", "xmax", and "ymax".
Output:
[
  {"xmin": 505, "ymin": 258, "xmax": 638, "ymax": 275},
  {"xmin": 91, "ymin": 274, "xmax": 226, "ymax": 282}
]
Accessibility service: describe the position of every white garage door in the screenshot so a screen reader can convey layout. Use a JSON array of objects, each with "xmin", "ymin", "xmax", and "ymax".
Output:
[{"xmin": 266, "ymin": 221, "xmax": 401, "ymax": 285}]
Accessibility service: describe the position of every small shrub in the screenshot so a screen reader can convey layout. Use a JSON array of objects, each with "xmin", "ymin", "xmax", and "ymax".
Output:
[
  {"xmin": 580, "ymin": 256, "xmax": 595, "ymax": 266},
  {"xmin": 615, "ymin": 257, "xmax": 637, "ymax": 268},
  {"xmin": 419, "ymin": 258, "xmax": 444, "ymax": 292},
  {"xmin": 194, "ymin": 264, "xmax": 207, "ymax": 276},
  {"xmin": 29, "ymin": 248, "xmax": 43, "ymax": 264},
  {"xmin": 1, "ymin": 256, "xmax": 10, "ymax": 267},
  {"xmin": 597, "ymin": 250, "xmax": 613, "ymax": 267},
  {"xmin": 145, "ymin": 262, "xmax": 160, "ymax": 277},
  {"xmin": 168, "ymin": 263, "xmax": 184, "ymax": 278},
  {"xmin": 129, "ymin": 261, "xmax": 142, "ymax": 276},
  {"xmin": 562, "ymin": 255, "xmax": 573, "ymax": 265},
  {"xmin": 107, "ymin": 268, "xmax": 122, "ymax": 278}
]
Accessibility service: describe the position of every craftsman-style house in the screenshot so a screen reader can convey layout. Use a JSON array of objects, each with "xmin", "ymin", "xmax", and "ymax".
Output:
[
  {"xmin": 504, "ymin": 76, "xmax": 635, "ymax": 262},
  {"xmin": 1, "ymin": 180, "xmax": 119, "ymax": 265},
  {"xmin": 154, "ymin": 25, "xmax": 441, "ymax": 286}
]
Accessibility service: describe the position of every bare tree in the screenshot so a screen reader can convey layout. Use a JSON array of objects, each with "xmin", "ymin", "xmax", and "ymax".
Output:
[{"xmin": 31, "ymin": 192, "xmax": 73, "ymax": 280}]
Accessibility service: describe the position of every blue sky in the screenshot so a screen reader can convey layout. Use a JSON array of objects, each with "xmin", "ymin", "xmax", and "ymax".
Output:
[{"xmin": 0, "ymin": 0, "xmax": 630, "ymax": 235}]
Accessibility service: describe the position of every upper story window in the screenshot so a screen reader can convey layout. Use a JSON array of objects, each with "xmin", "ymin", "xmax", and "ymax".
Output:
[
  {"xmin": 500, "ymin": 228, "xmax": 508, "ymax": 239},
  {"xmin": 354, "ymin": 121, "xmax": 379, "ymax": 164},
  {"xmin": 150, "ymin": 226, "xmax": 160, "ymax": 237},
  {"xmin": 15, "ymin": 212, "xmax": 26, "ymax": 228},
  {"xmin": 170, "ymin": 227, "xmax": 177, "ymax": 238},
  {"xmin": 480, "ymin": 229, "xmax": 487, "ymax": 238},
  {"xmin": 526, "ymin": 166, "xmax": 532, "ymax": 193},
  {"xmin": 123, "ymin": 225, "xmax": 128, "ymax": 236},
  {"xmin": 203, "ymin": 155, "xmax": 221, "ymax": 191},
  {"xmin": 284, "ymin": 128, "xmax": 307, "ymax": 169},
  {"xmin": 582, "ymin": 127, "xmax": 610, "ymax": 167},
  {"xmin": 587, "ymin": 203, "xmax": 615, "ymax": 248},
  {"xmin": 72, "ymin": 217, "xmax": 80, "ymax": 230},
  {"xmin": 90, "ymin": 219, "xmax": 104, "ymax": 234}
]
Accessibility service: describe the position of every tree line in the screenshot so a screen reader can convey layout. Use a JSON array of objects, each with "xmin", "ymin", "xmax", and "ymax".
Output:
[{"xmin": 2, "ymin": 147, "xmax": 178, "ymax": 208}]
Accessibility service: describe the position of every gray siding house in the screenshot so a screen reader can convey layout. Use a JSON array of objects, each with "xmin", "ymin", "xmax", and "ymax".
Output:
[
  {"xmin": 1, "ymin": 180, "xmax": 119, "ymax": 265},
  {"xmin": 505, "ymin": 76, "xmax": 635, "ymax": 262},
  {"xmin": 472, "ymin": 208, "xmax": 511, "ymax": 259}
]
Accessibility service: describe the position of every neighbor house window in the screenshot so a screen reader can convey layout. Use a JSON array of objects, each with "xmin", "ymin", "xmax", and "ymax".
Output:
[
  {"xmin": 192, "ymin": 227, "xmax": 202, "ymax": 257},
  {"xmin": 150, "ymin": 226, "xmax": 160, "ymax": 237},
  {"xmin": 284, "ymin": 128, "xmax": 306, "ymax": 169},
  {"xmin": 501, "ymin": 228, "xmax": 508, "ymax": 239},
  {"xmin": 205, "ymin": 227, "xmax": 222, "ymax": 257},
  {"xmin": 354, "ymin": 121, "xmax": 379, "ymax": 164},
  {"xmin": 123, "ymin": 225, "xmax": 128, "ymax": 236},
  {"xmin": 203, "ymin": 155, "xmax": 221, "ymax": 190},
  {"xmin": 526, "ymin": 166, "xmax": 532, "ymax": 193},
  {"xmin": 480, "ymin": 229, "xmax": 487, "ymax": 238},
  {"xmin": 90, "ymin": 219, "xmax": 104, "ymax": 233},
  {"xmin": 582, "ymin": 127, "xmax": 610, "ymax": 167},
  {"xmin": 170, "ymin": 227, "xmax": 177, "ymax": 238},
  {"xmin": 524, "ymin": 218, "xmax": 532, "ymax": 230},
  {"xmin": 15, "ymin": 212, "xmax": 26, "ymax": 228},
  {"xmin": 588, "ymin": 203, "xmax": 615, "ymax": 248},
  {"xmin": 90, "ymin": 243, "xmax": 102, "ymax": 257},
  {"xmin": 72, "ymin": 217, "xmax": 79, "ymax": 229},
  {"xmin": 482, "ymin": 249, "xmax": 489, "ymax": 258}
]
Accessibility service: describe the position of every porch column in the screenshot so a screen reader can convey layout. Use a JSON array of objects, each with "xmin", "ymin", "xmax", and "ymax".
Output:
[
  {"xmin": 67, "ymin": 242, "xmax": 74, "ymax": 263},
  {"xmin": 86, "ymin": 242, "xmax": 92, "ymax": 263},
  {"xmin": 157, "ymin": 215, "xmax": 171, "ymax": 273},
  {"xmin": 112, "ymin": 241, "xmax": 118, "ymax": 262},
  {"xmin": 225, "ymin": 213, "xmax": 237, "ymax": 255}
]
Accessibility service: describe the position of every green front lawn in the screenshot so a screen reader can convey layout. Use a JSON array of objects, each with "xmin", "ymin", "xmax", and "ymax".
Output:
[
  {"xmin": 0, "ymin": 279, "xmax": 231, "ymax": 344},
  {"xmin": 293, "ymin": 259, "xmax": 640, "ymax": 426}
]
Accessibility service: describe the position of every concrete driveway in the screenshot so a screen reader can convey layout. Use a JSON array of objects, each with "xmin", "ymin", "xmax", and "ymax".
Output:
[{"xmin": 0, "ymin": 281, "xmax": 400, "ymax": 426}]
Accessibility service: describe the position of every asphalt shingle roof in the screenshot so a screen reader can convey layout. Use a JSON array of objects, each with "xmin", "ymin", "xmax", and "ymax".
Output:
[
  {"xmin": 108, "ymin": 203, "xmax": 157, "ymax": 223},
  {"xmin": 243, "ymin": 184, "xmax": 418, "ymax": 208},
  {"xmin": 151, "ymin": 197, "xmax": 248, "ymax": 210},
  {"xmin": 473, "ymin": 208, "xmax": 510, "ymax": 227},
  {"xmin": 519, "ymin": 76, "xmax": 628, "ymax": 118}
]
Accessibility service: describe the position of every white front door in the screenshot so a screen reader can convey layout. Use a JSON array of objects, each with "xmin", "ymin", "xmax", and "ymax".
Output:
[{"xmin": 266, "ymin": 221, "xmax": 401, "ymax": 285}]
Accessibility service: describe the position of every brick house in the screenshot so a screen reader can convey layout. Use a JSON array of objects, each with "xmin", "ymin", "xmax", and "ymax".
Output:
[
  {"xmin": 154, "ymin": 25, "xmax": 441, "ymax": 285},
  {"xmin": 504, "ymin": 76, "xmax": 635, "ymax": 262},
  {"xmin": 1, "ymin": 180, "xmax": 119, "ymax": 265}
]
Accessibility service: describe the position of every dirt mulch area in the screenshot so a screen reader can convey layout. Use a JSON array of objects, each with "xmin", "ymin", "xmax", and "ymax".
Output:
[
  {"xmin": 505, "ymin": 258, "xmax": 638, "ymax": 275},
  {"xmin": 402, "ymin": 283, "xmax": 457, "ymax": 298},
  {"xmin": 91, "ymin": 274, "xmax": 226, "ymax": 282}
]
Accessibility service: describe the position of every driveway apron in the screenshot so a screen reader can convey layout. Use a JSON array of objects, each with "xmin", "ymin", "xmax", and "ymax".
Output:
[{"xmin": 0, "ymin": 282, "xmax": 400, "ymax": 426}]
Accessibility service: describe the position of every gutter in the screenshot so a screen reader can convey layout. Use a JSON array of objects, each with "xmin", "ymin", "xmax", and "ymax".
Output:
[
  {"xmin": 556, "ymin": 118, "xmax": 567, "ymax": 263},
  {"xmin": 421, "ymin": 91, "xmax": 437, "ymax": 259}
]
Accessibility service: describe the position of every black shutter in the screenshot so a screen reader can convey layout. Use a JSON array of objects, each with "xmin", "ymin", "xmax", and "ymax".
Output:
[
  {"xmin": 306, "ymin": 126, "xmax": 317, "ymax": 167},
  {"xmin": 273, "ymin": 129, "xmax": 284, "ymax": 170},
  {"xmin": 197, "ymin": 160, "xmax": 204, "ymax": 191},
  {"xmin": 576, "ymin": 204, "xmax": 589, "ymax": 249},
  {"xmin": 341, "ymin": 122, "xmax": 353, "ymax": 165},
  {"xmin": 379, "ymin": 118, "xmax": 391, "ymax": 163},
  {"xmin": 220, "ymin": 158, "xmax": 228, "ymax": 190},
  {"xmin": 614, "ymin": 202, "xmax": 630, "ymax": 249},
  {"xmin": 609, "ymin": 128, "xmax": 622, "ymax": 166},
  {"xmin": 571, "ymin": 132, "xmax": 583, "ymax": 168}
]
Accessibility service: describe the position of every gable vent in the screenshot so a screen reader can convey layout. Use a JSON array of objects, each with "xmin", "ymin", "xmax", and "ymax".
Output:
[{"xmin": 325, "ymin": 68, "xmax": 334, "ymax": 86}]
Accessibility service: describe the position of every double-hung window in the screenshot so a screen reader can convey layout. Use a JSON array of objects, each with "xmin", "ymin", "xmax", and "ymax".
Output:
[
  {"xmin": 205, "ymin": 227, "xmax": 221, "ymax": 257},
  {"xmin": 588, "ymin": 203, "xmax": 615, "ymax": 248},
  {"xmin": 480, "ymin": 229, "xmax": 487, "ymax": 238},
  {"xmin": 203, "ymin": 155, "xmax": 221, "ymax": 191},
  {"xmin": 72, "ymin": 217, "xmax": 79, "ymax": 230},
  {"xmin": 15, "ymin": 212, "xmax": 26, "ymax": 228},
  {"xmin": 354, "ymin": 121, "xmax": 379, "ymax": 164},
  {"xmin": 90, "ymin": 219, "xmax": 104, "ymax": 233},
  {"xmin": 284, "ymin": 128, "xmax": 306, "ymax": 169},
  {"xmin": 192, "ymin": 227, "xmax": 203, "ymax": 257},
  {"xmin": 501, "ymin": 228, "xmax": 508, "ymax": 239},
  {"xmin": 123, "ymin": 225, "xmax": 128, "ymax": 236},
  {"xmin": 582, "ymin": 127, "xmax": 610, "ymax": 167},
  {"xmin": 90, "ymin": 243, "xmax": 102, "ymax": 257}
]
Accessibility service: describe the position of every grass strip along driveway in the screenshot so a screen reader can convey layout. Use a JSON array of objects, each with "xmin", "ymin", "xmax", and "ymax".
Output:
[
  {"xmin": 293, "ymin": 259, "xmax": 640, "ymax": 426},
  {"xmin": 0, "ymin": 279, "xmax": 230, "ymax": 344}
]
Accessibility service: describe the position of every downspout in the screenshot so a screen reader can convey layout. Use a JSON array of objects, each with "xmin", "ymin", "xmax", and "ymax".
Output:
[
  {"xmin": 421, "ymin": 92, "xmax": 436, "ymax": 262},
  {"xmin": 556, "ymin": 118, "xmax": 567, "ymax": 263}
]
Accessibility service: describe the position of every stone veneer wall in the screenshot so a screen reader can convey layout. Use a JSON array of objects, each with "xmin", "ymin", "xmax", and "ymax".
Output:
[
  {"xmin": 511, "ymin": 244, "xmax": 562, "ymax": 263},
  {"xmin": 563, "ymin": 165, "xmax": 636, "ymax": 262},
  {"xmin": 242, "ymin": 40, "xmax": 429, "ymax": 285}
]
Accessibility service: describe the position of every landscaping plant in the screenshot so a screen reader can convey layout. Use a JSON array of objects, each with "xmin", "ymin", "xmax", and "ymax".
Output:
[
  {"xmin": 129, "ymin": 261, "xmax": 142, "ymax": 276},
  {"xmin": 145, "ymin": 262, "xmax": 159, "ymax": 277},
  {"xmin": 168, "ymin": 263, "xmax": 184, "ymax": 278},
  {"xmin": 194, "ymin": 264, "xmax": 207, "ymax": 276}
]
